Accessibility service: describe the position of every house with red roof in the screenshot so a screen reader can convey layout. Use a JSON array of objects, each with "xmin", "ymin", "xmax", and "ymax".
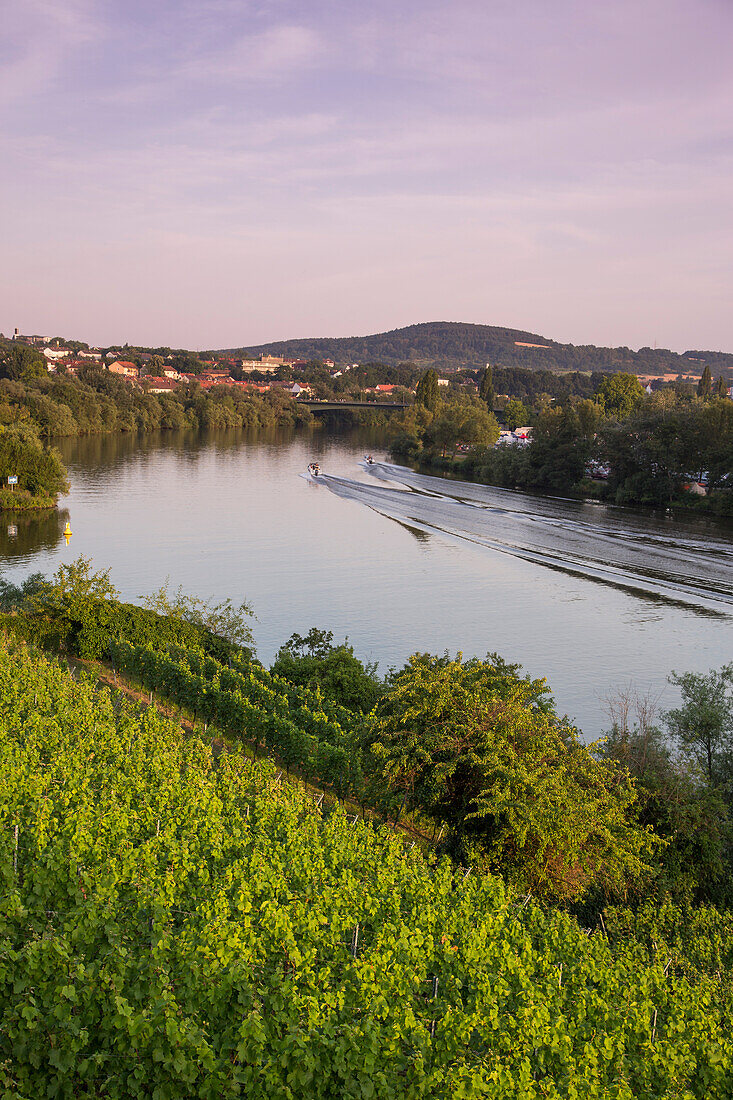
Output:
[
  {"xmin": 142, "ymin": 377, "xmax": 178, "ymax": 393},
  {"xmin": 108, "ymin": 360, "xmax": 139, "ymax": 379}
]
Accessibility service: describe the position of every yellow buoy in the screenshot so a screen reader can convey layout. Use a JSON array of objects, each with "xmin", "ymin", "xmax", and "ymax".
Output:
[{"xmin": 63, "ymin": 521, "xmax": 72, "ymax": 544}]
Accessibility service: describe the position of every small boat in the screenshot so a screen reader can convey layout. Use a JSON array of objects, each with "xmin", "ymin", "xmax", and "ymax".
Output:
[
  {"xmin": 307, "ymin": 462, "xmax": 321, "ymax": 478},
  {"xmin": 364, "ymin": 454, "xmax": 375, "ymax": 465}
]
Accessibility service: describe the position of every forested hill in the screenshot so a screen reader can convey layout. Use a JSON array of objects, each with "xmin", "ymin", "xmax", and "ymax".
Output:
[{"xmin": 222, "ymin": 320, "xmax": 733, "ymax": 375}]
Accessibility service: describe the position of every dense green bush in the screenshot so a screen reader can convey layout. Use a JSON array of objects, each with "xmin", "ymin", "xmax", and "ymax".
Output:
[
  {"xmin": 272, "ymin": 628, "xmax": 382, "ymax": 713},
  {"xmin": 15, "ymin": 558, "xmax": 244, "ymax": 662},
  {"xmin": 0, "ymin": 426, "xmax": 69, "ymax": 505},
  {"xmin": 366, "ymin": 653, "xmax": 656, "ymax": 904}
]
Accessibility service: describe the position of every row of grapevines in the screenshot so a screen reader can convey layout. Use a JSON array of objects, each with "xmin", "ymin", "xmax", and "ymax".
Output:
[
  {"xmin": 1, "ymin": 635, "xmax": 732, "ymax": 1098},
  {"xmin": 183, "ymin": 643, "xmax": 358, "ymax": 731},
  {"xmin": 161, "ymin": 640, "xmax": 357, "ymax": 744},
  {"xmin": 108, "ymin": 639, "xmax": 361, "ymax": 798}
]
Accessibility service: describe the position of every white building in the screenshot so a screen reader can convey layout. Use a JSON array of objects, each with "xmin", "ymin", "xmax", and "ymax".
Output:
[{"xmin": 240, "ymin": 360, "xmax": 279, "ymax": 374}]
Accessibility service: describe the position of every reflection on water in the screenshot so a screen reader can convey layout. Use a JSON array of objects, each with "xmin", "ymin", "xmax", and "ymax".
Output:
[
  {"xmin": 2, "ymin": 425, "xmax": 732, "ymax": 738},
  {"xmin": 56, "ymin": 426, "xmax": 304, "ymax": 473},
  {"xmin": 0, "ymin": 507, "xmax": 70, "ymax": 560}
]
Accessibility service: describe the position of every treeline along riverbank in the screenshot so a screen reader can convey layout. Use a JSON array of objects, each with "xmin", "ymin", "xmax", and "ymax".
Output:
[
  {"xmin": 1, "ymin": 557, "xmax": 733, "ymax": 1095},
  {"xmin": 0, "ymin": 364, "xmax": 314, "ymax": 510},
  {"xmin": 390, "ymin": 370, "xmax": 733, "ymax": 516}
]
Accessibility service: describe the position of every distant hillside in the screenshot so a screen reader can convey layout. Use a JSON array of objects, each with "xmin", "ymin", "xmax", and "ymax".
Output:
[{"xmin": 220, "ymin": 321, "xmax": 733, "ymax": 376}]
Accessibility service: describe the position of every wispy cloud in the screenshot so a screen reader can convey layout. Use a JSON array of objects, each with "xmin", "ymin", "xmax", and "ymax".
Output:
[
  {"xmin": 0, "ymin": 0, "xmax": 103, "ymax": 106},
  {"xmin": 185, "ymin": 23, "xmax": 323, "ymax": 79}
]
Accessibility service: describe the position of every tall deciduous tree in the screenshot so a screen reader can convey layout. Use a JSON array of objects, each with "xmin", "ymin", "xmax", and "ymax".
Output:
[
  {"xmin": 367, "ymin": 652, "xmax": 656, "ymax": 902},
  {"xmin": 0, "ymin": 343, "xmax": 46, "ymax": 381},
  {"xmin": 698, "ymin": 365, "xmax": 713, "ymax": 398},
  {"xmin": 415, "ymin": 368, "xmax": 439, "ymax": 412},
  {"xmin": 502, "ymin": 398, "xmax": 528, "ymax": 430},
  {"xmin": 479, "ymin": 364, "xmax": 495, "ymax": 410},
  {"xmin": 600, "ymin": 687, "xmax": 732, "ymax": 904},
  {"xmin": 526, "ymin": 403, "xmax": 599, "ymax": 491},
  {"xmin": 272, "ymin": 628, "xmax": 381, "ymax": 712},
  {"xmin": 0, "ymin": 425, "xmax": 69, "ymax": 499},
  {"xmin": 664, "ymin": 665, "xmax": 733, "ymax": 787},
  {"xmin": 424, "ymin": 400, "xmax": 499, "ymax": 457},
  {"xmin": 595, "ymin": 372, "xmax": 645, "ymax": 418}
]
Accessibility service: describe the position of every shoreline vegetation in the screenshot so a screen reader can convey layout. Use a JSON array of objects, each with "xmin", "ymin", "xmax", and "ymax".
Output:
[
  {"xmin": 0, "ymin": 359, "xmax": 315, "ymax": 512},
  {"xmin": 410, "ymin": 450, "xmax": 732, "ymax": 521},
  {"xmin": 1, "ymin": 558, "xmax": 733, "ymax": 1095},
  {"xmin": 389, "ymin": 369, "xmax": 733, "ymax": 519}
]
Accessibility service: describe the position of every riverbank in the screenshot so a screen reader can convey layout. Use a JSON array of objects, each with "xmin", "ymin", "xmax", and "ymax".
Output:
[
  {"xmin": 0, "ymin": 367, "xmax": 315, "ymax": 440},
  {"xmin": 0, "ymin": 488, "xmax": 57, "ymax": 512},
  {"xmin": 0, "ymin": 425, "xmax": 69, "ymax": 514},
  {"xmin": 408, "ymin": 448, "xmax": 733, "ymax": 521}
]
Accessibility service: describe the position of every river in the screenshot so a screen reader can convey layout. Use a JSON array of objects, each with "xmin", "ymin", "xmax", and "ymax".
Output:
[{"xmin": 1, "ymin": 425, "xmax": 731, "ymax": 737}]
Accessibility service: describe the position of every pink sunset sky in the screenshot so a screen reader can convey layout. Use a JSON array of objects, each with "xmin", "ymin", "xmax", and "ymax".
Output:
[{"xmin": 2, "ymin": 0, "xmax": 733, "ymax": 352}]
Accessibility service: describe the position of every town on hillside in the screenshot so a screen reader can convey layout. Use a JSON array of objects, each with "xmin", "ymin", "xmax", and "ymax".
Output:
[{"xmin": 7, "ymin": 327, "xmax": 732, "ymax": 409}]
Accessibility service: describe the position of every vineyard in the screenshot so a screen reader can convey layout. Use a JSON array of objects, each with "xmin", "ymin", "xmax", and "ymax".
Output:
[
  {"xmin": 1, "ymin": 636, "xmax": 732, "ymax": 1098},
  {"xmin": 107, "ymin": 638, "xmax": 363, "ymax": 798}
]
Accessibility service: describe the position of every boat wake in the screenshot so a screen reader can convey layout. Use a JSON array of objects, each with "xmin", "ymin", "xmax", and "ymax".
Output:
[{"xmin": 314, "ymin": 463, "xmax": 733, "ymax": 617}]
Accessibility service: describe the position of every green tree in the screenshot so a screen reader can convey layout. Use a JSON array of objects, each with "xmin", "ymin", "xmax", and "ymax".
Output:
[
  {"xmin": 424, "ymin": 399, "xmax": 499, "ymax": 457},
  {"xmin": 594, "ymin": 371, "xmax": 638, "ymax": 418},
  {"xmin": 273, "ymin": 628, "xmax": 381, "ymax": 713},
  {"xmin": 0, "ymin": 343, "xmax": 46, "ymax": 381},
  {"xmin": 595, "ymin": 372, "xmax": 645, "ymax": 418},
  {"xmin": 459, "ymin": 403, "xmax": 500, "ymax": 450},
  {"xmin": 141, "ymin": 579, "xmax": 255, "ymax": 648},
  {"xmin": 28, "ymin": 556, "xmax": 120, "ymax": 647},
  {"xmin": 526, "ymin": 404, "xmax": 598, "ymax": 492},
  {"xmin": 502, "ymin": 398, "xmax": 528, "ymax": 431},
  {"xmin": 0, "ymin": 570, "xmax": 46, "ymax": 611},
  {"xmin": 715, "ymin": 374, "xmax": 728, "ymax": 398},
  {"xmin": 43, "ymin": 555, "xmax": 119, "ymax": 603},
  {"xmin": 600, "ymin": 688, "xmax": 732, "ymax": 905},
  {"xmin": 600, "ymin": 406, "xmax": 685, "ymax": 506},
  {"xmin": 697, "ymin": 365, "xmax": 713, "ymax": 398},
  {"xmin": 479, "ymin": 364, "xmax": 495, "ymax": 410},
  {"xmin": 0, "ymin": 425, "xmax": 69, "ymax": 500},
  {"xmin": 367, "ymin": 652, "xmax": 656, "ymax": 902},
  {"xmin": 664, "ymin": 665, "xmax": 733, "ymax": 788},
  {"xmin": 415, "ymin": 368, "xmax": 439, "ymax": 412},
  {"xmin": 423, "ymin": 406, "xmax": 463, "ymax": 457},
  {"xmin": 278, "ymin": 626, "xmax": 335, "ymax": 658}
]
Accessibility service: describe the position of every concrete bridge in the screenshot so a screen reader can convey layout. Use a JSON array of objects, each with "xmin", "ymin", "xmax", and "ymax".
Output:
[{"xmin": 299, "ymin": 400, "xmax": 411, "ymax": 413}]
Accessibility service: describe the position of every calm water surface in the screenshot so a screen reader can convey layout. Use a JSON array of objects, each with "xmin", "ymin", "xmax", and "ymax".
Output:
[{"xmin": 2, "ymin": 426, "xmax": 731, "ymax": 737}]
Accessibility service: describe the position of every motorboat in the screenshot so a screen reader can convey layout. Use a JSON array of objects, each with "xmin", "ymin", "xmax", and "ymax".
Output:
[
  {"xmin": 307, "ymin": 462, "xmax": 321, "ymax": 478},
  {"xmin": 364, "ymin": 454, "xmax": 375, "ymax": 465}
]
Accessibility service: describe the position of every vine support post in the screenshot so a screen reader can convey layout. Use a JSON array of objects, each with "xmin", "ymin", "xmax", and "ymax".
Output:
[{"xmin": 430, "ymin": 976, "xmax": 439, "ymax": 1038}]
